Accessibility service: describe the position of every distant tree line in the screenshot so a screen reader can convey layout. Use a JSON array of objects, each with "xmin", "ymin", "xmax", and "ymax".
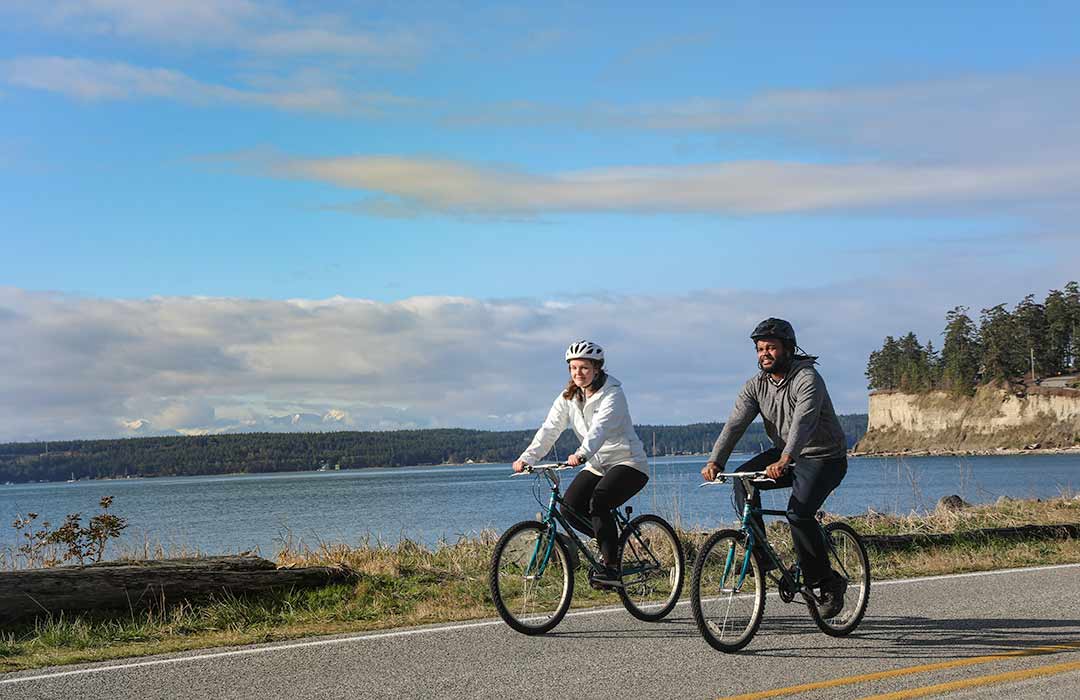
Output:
[
  {"xmin": 0, "ymin": 416, "xmax": 868, "ymax": 484},
  {"xmin": 866, "ymin": 281, "xmax": 1080, "ymax": 395}
]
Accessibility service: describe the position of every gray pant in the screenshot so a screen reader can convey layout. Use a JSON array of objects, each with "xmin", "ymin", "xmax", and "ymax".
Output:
[{"xmin": 731, "ymin": 448, "xmax": 847, "ymax": 585}]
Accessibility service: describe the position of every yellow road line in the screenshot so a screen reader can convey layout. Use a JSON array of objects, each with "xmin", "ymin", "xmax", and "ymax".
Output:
[
  {"xmin": 859, "ymin": 658, "xmax": 1080, "ymax": 699},
  {"xmin": 717, "ymin": 642, "xmax": 1080, "ymax": 700}
]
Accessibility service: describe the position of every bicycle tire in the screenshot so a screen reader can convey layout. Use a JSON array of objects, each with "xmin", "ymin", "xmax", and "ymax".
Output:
[
  {"xmin": 489, "ymin": 520, "xmax": 574, "ymax": 635},
  {"xmin": 616, "ymin": 514, "xmax": 685, "ymax": 621},
  {"xmin": 806, "ymin": 521, "xmax": 871, "ymax": 637},
  {"xmin": 690, "ymin": 529, "xmax": 766, "ymax": 652}
]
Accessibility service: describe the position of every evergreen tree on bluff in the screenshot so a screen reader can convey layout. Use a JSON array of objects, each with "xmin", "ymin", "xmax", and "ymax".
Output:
[
  {"xmin": 1014, "ymin": 294, "xmax": 1049, "ymax": 380},
  {"xmin": 940, "ymin": 306, "xmax": 980, "ymax": 395},
  {"xmin": 865, "ymin": 335, "xmax": 901, "ymax": 390},
  {"xmin": 1066, "ymin": 281, "xmax": 1080, "ymax": 371},
  {"xmin": 897, "ymin": 332, "xmax": 933, "ymax": 391},
  {"xmin": 924, "ymin": 340, "xmax": 942, "ymax": 387},
  {"xmin": 1045, "ymin": 289, "xmax": 1072, "ymax": 376},
  {"xmin": 979, "ymin": 304, "xmax": 1025, "ymax": 383},
  {"xmin": 865, "ymin": 333, "xmax": 936, "ymax": 391}
]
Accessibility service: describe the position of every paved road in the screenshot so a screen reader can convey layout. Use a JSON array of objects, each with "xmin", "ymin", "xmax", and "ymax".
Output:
[{"xmin": 4, "ymin": 564, "xmax": 1080, "ymax": 699}]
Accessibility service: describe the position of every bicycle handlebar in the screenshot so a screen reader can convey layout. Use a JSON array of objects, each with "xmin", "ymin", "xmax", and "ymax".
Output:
[
  {"xmin": 699, "ymin": 471, "xmax": 775, "ymax": 487},
  {"xmin": 510, "ymin": 462, "xmax": 576, "ymax": 477}
]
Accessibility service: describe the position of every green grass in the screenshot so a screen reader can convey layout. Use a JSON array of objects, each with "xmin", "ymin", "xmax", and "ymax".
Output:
[{"xmin": 2, "ymin": 496, "xmax": 1080, "ymax": 673}]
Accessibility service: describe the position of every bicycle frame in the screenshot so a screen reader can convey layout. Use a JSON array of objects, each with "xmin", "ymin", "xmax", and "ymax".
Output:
[
  {"xmin": 522, "ymin": 466, "xmax": 660, "ymax": 579},
  {"xmin": 737, "ymin": 481, "xmax": 807, "ymax": 595},
  {"xmin": 704, "ymin": 472, "xmax": 836, "ymax": 601}
]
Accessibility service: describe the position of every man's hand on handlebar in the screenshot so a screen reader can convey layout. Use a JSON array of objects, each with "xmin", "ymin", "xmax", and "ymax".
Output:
[
  {"xmin": 701, "ymin": 461, "xmax": 721, "ymax": 482},
  {"xmin": 566, "ymin": 454, "xmax": 583, "ymax": 467},
  {"xmin": 764, "ymin": 453, "xmax": 793, "ymax": 479},
  {"xmin": 512, "ymin": 460, "xmax": 528, "ymax": 473}
]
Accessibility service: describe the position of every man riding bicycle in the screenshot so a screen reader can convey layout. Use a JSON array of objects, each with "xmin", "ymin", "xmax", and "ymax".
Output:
[{"xmin": 701, "ymin": 318, "xmax": 849, "ymax": 618}]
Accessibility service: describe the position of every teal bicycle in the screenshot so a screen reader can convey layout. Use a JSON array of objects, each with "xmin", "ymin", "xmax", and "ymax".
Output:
[
  {"xmin": 490, "ymin": 463, "xmax": 685, "ymax": 635},
  {"xmin": 690, "ymin": 470, "xmax": 870, "ymax": 652}
]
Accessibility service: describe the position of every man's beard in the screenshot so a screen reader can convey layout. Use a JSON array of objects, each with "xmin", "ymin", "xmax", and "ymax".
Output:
[{"xmin": 760, "ymin": 351, "xmax": 792, "ymax": 374}]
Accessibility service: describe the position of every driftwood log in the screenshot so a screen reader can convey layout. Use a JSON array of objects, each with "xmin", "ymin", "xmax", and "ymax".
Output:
[
  {"xmin": 861, "ymin": 523, "xmax": 1080, "ymax": 552},
  {"xmin": 0, "ymin": 555, "xmax": 349, "ymax": 626}
]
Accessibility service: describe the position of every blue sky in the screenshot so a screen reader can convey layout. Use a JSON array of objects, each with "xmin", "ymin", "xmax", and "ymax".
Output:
[{"xmin": 2, "ymin": 2, "xmax": 1079, "ymax": 441}]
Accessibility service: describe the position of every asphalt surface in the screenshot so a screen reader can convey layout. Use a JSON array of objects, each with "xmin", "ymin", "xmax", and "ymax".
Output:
[{"xmin": 3, "ymin": 563, "xmax": 1080, "ymax": 699}]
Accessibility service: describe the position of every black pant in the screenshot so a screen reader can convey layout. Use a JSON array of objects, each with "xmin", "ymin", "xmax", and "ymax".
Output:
[
  {"xmin": 731, "ymin": 448, "xmax": 847, "ymax": 585},
  {"xmin": 561, "ymin": 465, "xmax": 649, "ymax": 567}
]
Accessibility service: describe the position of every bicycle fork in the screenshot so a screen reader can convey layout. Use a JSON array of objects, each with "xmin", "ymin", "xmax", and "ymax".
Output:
[{"xmin": 526, "ymin": 494, "xmax": 561, "ymax": 578}]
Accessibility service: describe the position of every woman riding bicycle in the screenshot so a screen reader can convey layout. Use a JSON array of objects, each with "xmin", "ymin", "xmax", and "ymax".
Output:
[{"xmin": 512, "ymin": 340, "xmax": 649, "ymax": 589}]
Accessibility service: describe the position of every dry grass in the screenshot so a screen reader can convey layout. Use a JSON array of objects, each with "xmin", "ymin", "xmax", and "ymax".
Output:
[
  {"xmin": 843, "ymin": 494, "xmax": 1080, "ymax": 535},
  {"xmin": 872, "ymin": 537, "xmax": 1080, "ymax": 580}
]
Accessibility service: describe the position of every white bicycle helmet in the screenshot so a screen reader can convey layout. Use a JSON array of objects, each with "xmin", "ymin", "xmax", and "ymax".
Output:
[{"xmin": 565, "ymin": 340, "xmax": 604, "ymax": 363}]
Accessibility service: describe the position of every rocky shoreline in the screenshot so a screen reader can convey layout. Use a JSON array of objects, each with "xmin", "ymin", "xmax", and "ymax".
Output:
[{"xmin": 849, "ymin": 445, "xmax": 1080, "ymax": 458}]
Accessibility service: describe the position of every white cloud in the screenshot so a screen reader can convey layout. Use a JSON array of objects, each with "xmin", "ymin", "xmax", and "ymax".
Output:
[
  {"xmin": 2, "ymin": 57, "xmax": 418, "ymax": 116},
  {"xmin": 249, "ymin": 152, "xmax": 1080, "ymax": 217},
  {"xmin": 446, "ymin": 70, "xmax": 1080, "ymax": 161},
  {"xmin": 4, "ymin": 268, "xmax": 1068, "ymax": 442},
  {"xmin": 20, "ymin": 0, "xmax": 423, "ymax": 60}
]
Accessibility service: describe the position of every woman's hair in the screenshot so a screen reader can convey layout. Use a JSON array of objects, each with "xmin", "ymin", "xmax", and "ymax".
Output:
[{"xmin": 562, "ymin": 359, "xmax": 607, "ymax": 401}]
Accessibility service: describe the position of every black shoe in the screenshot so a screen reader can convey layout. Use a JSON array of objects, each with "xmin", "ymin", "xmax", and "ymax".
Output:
[
  {"xmin": 815, "ymin": 573, "xmax": 847, "ymax": 619},
  {"xmin": 588, "ymin": 566, "xmax": 624, "ymax": 590}
]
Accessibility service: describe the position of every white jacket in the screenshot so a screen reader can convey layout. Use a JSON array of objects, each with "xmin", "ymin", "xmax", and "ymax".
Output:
[{"xmin": 518, "ymin": 375, "xmax": 649, "ymax": 476}]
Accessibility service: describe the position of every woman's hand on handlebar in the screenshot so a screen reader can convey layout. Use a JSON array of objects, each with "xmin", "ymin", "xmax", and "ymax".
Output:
[
  {"xmin": 512, "ymin": 460, "xmax": 528, "ymax": 473},
  {"xmin": 566, "ymin": 454, "xmax": 583, "ymax": 467},
  {"xmin": 701, "ymin": 461, "xmax": 720, "ymax": 482}
]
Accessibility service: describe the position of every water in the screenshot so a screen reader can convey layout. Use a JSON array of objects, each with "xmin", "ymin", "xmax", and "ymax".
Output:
[{"xmin": 1, "ymin": 454, "xmax": 1077, "ymax": 559}]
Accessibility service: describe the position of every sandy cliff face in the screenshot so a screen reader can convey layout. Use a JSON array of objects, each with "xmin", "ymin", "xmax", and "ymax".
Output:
[{"xmin": 856, "ymin": 385, "xmax": 1080, "ymax": 452}]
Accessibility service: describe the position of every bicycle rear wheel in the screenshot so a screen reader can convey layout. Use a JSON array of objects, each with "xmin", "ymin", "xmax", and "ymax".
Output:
[
  {"xmin": 617, "ymin": 514, "xmax": 685, "ymax": 621},
  {"xmin": 807, "ymin": 521, "xmax": 871, "ymax": 636},
  {"xmin": 690, "ymin": 529, "xmax": 765, "ymax": 652},
  {"xmin": 490, "ymin": 521, "xmax": 574, "ymax": 635}
]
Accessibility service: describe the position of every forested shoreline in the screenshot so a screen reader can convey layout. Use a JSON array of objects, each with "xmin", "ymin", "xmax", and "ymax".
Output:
[
  {"xmin": 0, "ymin": 417, "xmax": 867, "ymax": 484},
  {"xmin": 866, "ymin": 281, "xmax": 1080, "ymax": 394}
]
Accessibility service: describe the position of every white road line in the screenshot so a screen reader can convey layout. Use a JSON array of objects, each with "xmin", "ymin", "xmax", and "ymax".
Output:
[
  {"xmin": 3, "ymin": 562, "xmax": 1079, "ymax": 686},
  {"xmin": 872, "ymin": 562, "xmax": 1080, "ymax": 587},
  {"xmin": 0, "ymin": 604, "xmax": 630, "ymax": 686}
]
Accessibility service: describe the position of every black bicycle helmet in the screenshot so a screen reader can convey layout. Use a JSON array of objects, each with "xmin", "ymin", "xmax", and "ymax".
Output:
[{"xmin": 750, "ymin": 318, "xmax": 797, "ymax": 347}]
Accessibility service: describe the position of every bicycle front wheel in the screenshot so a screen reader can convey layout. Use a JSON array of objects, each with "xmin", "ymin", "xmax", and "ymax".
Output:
[
  {"xmin": 617, "ymin": 514, "xmax": 685, "ymax": 621},
  {"xmin": 690, "ymin": 529, "xmax": 765, "ymax": 652},
  {"xmin": 807, "ymin": 521, "xmax": 871, "ymax": 637},
  {"xmin": 489, "ymin": 521, "xmax": 574, "ymax": 635}
]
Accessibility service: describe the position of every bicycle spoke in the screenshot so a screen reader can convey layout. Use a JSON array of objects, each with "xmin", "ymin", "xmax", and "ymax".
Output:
[
  {"xmin": 490, "ymin": 522, "xmax": 573, "ymax": 634},
  {"xmin": 617, "ymin": 515, "xmax": 684, "ymax": 621},
  {"xmin": 808, "ymin": 522, "xmax": 871, "ymax": 637}
]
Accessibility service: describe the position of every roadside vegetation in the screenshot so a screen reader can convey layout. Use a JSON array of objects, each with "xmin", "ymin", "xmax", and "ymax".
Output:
[{"xmin": 2, "ymin": 495, "xmax": 1080, "ymax": 672}]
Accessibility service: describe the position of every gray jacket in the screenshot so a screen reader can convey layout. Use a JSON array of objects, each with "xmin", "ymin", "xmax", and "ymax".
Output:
[{"xmin": 708, "ymin": 357, "xmax": 846, "ymax": 468}]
